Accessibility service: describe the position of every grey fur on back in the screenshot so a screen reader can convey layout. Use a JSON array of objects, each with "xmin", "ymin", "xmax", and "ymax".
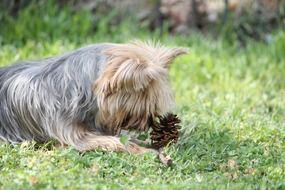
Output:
[{"xmin": 0, "ymin": 44, "xmax": 110, "ymax": 143}]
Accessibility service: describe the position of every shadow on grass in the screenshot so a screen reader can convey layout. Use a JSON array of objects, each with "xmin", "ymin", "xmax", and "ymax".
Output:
[{"xmin": 175, "ymin": 121, "xmax": 284, "ymax": 179}]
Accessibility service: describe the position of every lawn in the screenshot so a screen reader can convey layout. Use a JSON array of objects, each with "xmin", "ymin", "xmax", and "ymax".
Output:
[{"xmin": 0, "ymin": 25, "xmax": 285, "ymax": 189}]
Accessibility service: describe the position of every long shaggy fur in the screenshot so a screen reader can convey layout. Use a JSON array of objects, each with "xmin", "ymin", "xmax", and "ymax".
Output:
[{"xmin": 0, "ymin": 41, "xmax": 187, "ymax": 153}]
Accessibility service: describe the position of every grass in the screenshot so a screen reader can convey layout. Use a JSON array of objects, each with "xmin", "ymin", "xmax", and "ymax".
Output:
[{"xmin": 1, "ymin": 4, "xmax": 285, "ymax": 189}]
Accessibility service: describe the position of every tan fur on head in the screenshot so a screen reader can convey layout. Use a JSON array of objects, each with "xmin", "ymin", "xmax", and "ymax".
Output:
[{"xmin": 93, "ymin": 41, "xmax": 188, "ymax": 134}]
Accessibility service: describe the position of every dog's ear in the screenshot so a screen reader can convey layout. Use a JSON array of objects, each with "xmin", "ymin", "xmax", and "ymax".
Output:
[
  {"xmin": 158, "ymin": 47, "xmax": 188, "ymax": 68},
  {"xmin": 93, "ymin": 42, "xmax": 187, "ymax": 94},
  {"xmin": 93, "ymin": 55, "xmax": 165, "ymax": 94},
  {"xmin": 110, "ymin": 58, "xmax": 164, "ymax": 92}
]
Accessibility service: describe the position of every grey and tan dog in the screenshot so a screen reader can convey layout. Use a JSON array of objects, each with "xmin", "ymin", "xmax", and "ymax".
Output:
[{"xmin": 0, "ymin": 41, "xmax": 187, "ymax": 154}]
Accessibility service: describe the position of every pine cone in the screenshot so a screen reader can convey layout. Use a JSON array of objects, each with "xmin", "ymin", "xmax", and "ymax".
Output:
[{"xmin": 150, "ymin": 113, "xmax": 181, "ymax": 149}]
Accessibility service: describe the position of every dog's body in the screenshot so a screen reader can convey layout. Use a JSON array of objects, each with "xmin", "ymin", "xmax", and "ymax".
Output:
[{"xmin": 0, "ymin": 42, "xmax": 186, "ymax": 154}]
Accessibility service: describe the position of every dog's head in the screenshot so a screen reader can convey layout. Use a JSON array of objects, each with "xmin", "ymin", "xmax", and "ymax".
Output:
[{"xmin": 93, "ymin": 41, "xmax": 187, "ymax": 134}]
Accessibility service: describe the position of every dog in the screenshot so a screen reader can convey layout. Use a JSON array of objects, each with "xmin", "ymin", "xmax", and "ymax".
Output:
[{"xmin": 0, "ymin": 41, "xmax": 187, "ymax": 154}]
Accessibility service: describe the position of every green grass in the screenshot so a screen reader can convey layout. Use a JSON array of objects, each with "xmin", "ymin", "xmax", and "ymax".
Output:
[
  {"xmin": 1, "ymin": 4, "xmax": 285, "ymax": 188},
  {"xmin": 0, "ymin": 31, "xmax": 284, "ymax": 190}
]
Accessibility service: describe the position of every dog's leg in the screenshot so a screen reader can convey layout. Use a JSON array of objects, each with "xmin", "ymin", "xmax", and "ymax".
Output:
[
  {"xmin": 53, "ymin": 123, "xmax": 156, "ymax": 154},
  {"xmin": 73, "ymin": 133, "xmax": 153, "ymax": 154},
  {"xmin": 57, "ymin": 126, "xmax": 152, "ymax": 154}
]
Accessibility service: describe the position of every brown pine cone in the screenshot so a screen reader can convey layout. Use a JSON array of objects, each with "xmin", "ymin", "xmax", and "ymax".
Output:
[{"xmin": 150, "ymin": 113, "xmax": 181, "ymax": 149}]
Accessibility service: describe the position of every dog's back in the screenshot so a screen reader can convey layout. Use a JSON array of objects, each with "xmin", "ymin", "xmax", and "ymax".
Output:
[{"xmin": 0, "ymin": 44, "xmax": 110, "ymax": 143}]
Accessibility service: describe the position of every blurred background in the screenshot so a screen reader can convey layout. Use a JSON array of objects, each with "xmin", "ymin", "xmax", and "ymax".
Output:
[
  {"xmin": 1, "ymin": 2, "xmax": 285, "ymax": 189},
  {"xmin": 0, "ymin": 0, "xmax": 284, "ymax": 46}
]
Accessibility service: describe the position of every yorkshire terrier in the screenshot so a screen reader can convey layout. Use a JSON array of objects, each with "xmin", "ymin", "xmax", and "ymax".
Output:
[{"xmin": 0, "ymin": 41, "xmax": 187, "ymax": 154}]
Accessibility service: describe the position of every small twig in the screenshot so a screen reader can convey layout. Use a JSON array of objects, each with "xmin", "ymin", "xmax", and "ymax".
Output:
[
  {"xmin": 158, "ymin": 148, "xmax": 173, "ymax": 166},
  {"xmin": 129, "ymin": 137, "xmax": 172, "ymax": 166}
]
